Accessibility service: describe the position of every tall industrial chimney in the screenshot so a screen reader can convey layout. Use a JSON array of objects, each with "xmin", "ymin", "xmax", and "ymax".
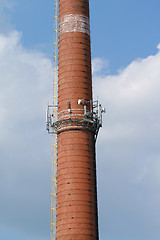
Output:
[{"xmin": 46, "ymin": 0, "xmax": 104, "ymax": 239}]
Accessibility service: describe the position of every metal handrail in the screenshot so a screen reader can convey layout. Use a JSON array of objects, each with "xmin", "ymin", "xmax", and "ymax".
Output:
[{"xmin": 46, "ymin": 100, "xmax": 105, "ymax": 139}]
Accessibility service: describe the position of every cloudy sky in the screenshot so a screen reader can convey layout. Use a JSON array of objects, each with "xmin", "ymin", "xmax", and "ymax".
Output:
[{"xmin": 1, "ymin": 0, "xmax": 160, "ymax": 240}]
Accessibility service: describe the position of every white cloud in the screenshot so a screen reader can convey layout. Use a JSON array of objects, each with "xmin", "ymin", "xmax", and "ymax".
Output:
[
  {"xmin": 94, "ymin": 48, "xmax": 160, "ymax": 142},
  {"xmin": 157, "ymin": 43, "xmax": 160, "ymax": 51},
  {"xmin": 93, "ymin": 45, "xmax": 160, "ymax": 240},
  {"xmin": 0, "ymin": 30, "xmax": 53, "ymax": 239},
  {"xmin": 0, "ymin": 31, "xmax": 53, "ymax": 142},
  {"xmin": 92, "ymin": 57, "xmax": 108, "ymax": 75}
]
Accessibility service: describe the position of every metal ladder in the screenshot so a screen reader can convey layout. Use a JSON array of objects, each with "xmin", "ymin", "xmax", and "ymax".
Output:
[{"xmin": 50, "ymin": 0, "xmax": 58, "ymax": 239}]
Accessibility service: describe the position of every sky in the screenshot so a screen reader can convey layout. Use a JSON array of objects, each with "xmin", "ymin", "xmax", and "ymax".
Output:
[{"xmin": 1, "ymin": 0, "xmax": 160, "ymax": 240}]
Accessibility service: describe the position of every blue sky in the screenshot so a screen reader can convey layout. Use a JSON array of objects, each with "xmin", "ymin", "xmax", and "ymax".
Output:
[
  {"xmin": 1, "ymin": 0, "xmax": 160, "ymax": 240},
  {"xmin": 91, "ymin": 0, "xmax": 160, "ymax": 72},
  {"xmin": 6, "ymin": 0, "xmax": 160, "ymax": 71}
]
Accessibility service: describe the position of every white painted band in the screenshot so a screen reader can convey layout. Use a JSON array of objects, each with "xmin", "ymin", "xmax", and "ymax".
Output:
[{"xmin": 59, "ymin": 14, "xmax": 90, "ymax": 35}]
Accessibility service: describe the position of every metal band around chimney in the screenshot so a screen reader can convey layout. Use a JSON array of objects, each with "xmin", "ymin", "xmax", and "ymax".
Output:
[{"xmin": 59, "ymin": 14, "xmax": 90, "ymax": 36}]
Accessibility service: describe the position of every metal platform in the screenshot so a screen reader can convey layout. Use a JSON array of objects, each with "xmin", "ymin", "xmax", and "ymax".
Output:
[{"xmin": 46, "ymin": 100, "xmax": 105, "ymax": 140}]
